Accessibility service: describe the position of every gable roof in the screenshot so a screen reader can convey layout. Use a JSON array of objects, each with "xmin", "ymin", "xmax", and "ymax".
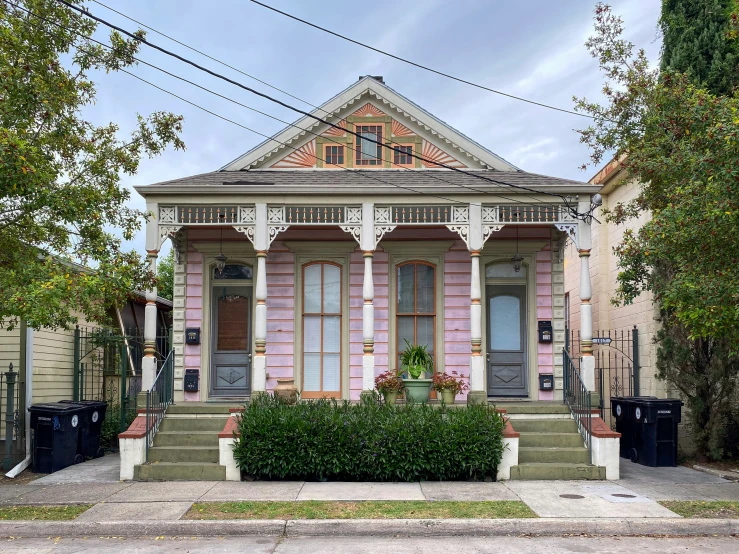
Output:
[{"xmin": 220, "ymin": 76, "xmax": 520, "ymax": 172}]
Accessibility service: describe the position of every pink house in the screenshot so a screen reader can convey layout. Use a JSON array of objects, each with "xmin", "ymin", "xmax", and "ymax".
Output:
[{"xmin": 134, "ymin": 76, "xmax": 600, "ymax": 406}]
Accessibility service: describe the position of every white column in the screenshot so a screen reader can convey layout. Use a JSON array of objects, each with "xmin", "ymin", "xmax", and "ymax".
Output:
[
  {"xmin": 252, "ymin": 203, "xmax": 268, "ymax": 393},
  {"xmin": 577, "ymin": 199, "xmax": 595, "ymax": 391},
  {"xmin": 467, "ymin": 203, "xmax": 486, "ymax": 404},
  {"xmin": 360, "ymin": 202, "xmax": 375, "ymax": 395},
  {"xmin": 141, "ymin": 250, "xmax": 158, "ymax": 391}
]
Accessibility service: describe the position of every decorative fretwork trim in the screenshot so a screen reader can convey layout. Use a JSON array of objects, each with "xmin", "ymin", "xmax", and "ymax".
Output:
[
  {"xmin": 446, "ymin": 224, "xmax": 470, "ymax": 250},
  {"xmin": 555, "ymin": 223, "xmax": 578, "ymax": 249},
  {"xmin": 482, "ymin": 224, "xmax": 505, "ymax": 246},
  {"xmin": 374, "ymin": 225, "xmax": 396, "ymax": 248},
  {"xmin": 340, "ymin": 225, "xmax": 361, "ymax": 245},
  {"xmin": 158, "ymin": 225, "xmax": 183, "ymax": 248},
  {"xmin": 233, "ymin": 225, "xmax": 256, "ymax": 247},
  {"xmin": 268, "ymin": 225, "xmax": 289, "ymax": 247}
]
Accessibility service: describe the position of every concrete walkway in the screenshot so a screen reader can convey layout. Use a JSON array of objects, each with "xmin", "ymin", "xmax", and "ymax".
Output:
[{"xmin": 1, "ymin": 459, "xmax": 738, "ymax": 523}]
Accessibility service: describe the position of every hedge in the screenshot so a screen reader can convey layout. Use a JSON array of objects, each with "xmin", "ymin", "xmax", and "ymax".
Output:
[{"xmin": 232, "ymin": 394, "xmax": 506, "ymax": 481}]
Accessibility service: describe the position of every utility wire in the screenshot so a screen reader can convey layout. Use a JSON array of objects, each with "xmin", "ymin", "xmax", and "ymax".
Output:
[
  {"xmin": 248, "ymin": 0, "xmax": 595, "ymax": 120},
  {"xmin": 52, "ymin": 0, "xmax": 590, "ymax": 219}
]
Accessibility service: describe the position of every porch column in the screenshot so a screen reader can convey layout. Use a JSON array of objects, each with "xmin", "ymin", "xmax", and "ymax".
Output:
[
  {"xmin": 467, "ymin": 203, "xmax": 486, "ymax": 404},
  {"xmin": 578, "ymin": 199, "xmax": 595, "ymax": 391},
  {"xmin": 360, "ymin": 202, "xmax": 376, "ymax": 396},
  {"xmin": 141, "ymin": 209, "xmax": 159, "ymax": 391},
  {"xmin": 253, "ymin": 203, "xmax": 268, "ymax": 393}
]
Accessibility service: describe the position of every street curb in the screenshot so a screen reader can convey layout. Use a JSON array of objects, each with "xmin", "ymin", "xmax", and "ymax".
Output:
[{"xmin": 0, "ymin": 518, "xmax": 737, "ymax": 538}]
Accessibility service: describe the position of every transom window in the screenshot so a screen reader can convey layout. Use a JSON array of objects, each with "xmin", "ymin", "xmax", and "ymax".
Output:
[
  {"xmin": 302, "ymin": 262, "xmax": 342, "ymax": 398},
  {"xmin": 356, "ymin": 125, "xmax": 383, "ymax": 165},
  {"xmin": 393, "ymin": 145, "xmax": 413, "ymax": 165},
  {"xmin": 213, "ymin": 264, "xmax": 253, "ymax": 280},
  {"xmin": 325, "ymin": 145, "xmax": 344, "ymax": 166},
  {"xmin": 396, "ymin": 262, "xmax": 435, "ymax": 366},
  {"xmin": 486, "ymin": 261, "xmax": 527, "ymax": 279}
]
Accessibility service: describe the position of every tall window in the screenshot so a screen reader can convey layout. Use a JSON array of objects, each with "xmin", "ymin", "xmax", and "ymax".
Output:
[
  {"xmin": 302, "ymin": 262, "xmax": 342, "ymax": 398},
  {"xmin": 325, "ymin": 145, "xmax": 344, "ymax": 166},
  {"xmin": 397, "ymin": 262, "xmax": 435, "ymax": 365},
  {"xmin": 356, "ymin": 125, "xmax": 383, "ymax": 165},
  {"xmin": 393, "ymin": 145, "xmax": 413, "ymax": 165}
]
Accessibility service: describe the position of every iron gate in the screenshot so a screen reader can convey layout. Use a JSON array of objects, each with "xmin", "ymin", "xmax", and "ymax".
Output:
[{"xmin": 569, "ymin": 325, "xmax": 640, "ymax": 429}]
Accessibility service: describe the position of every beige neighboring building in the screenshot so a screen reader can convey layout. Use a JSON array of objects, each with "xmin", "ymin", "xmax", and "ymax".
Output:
[{"xmin": 564, "ymin": 159, "xmax": 674, "ymax": 401}]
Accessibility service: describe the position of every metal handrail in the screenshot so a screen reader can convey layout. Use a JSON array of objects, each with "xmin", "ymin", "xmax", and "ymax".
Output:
[
  {"xmin": 562, "ymin": 348, "xmax": 592, "ymax": 463},
  {"xmin": 145, "ymin": 349, "xmax": 174, "ymax": 462}
]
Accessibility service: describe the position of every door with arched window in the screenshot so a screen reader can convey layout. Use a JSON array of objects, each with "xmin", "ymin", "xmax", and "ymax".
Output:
[
  {"xmin": 486, "ymin": 262, "xmax": 528, "ymax": 397},
  {"xmin": 302, "ymin": 262, "xmax": 342, "ymax": 398}
]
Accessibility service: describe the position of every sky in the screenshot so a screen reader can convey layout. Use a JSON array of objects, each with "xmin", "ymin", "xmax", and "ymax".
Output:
[{"xmin": 78, "ymin": 0, "xmax": 664, "ymax": 257}]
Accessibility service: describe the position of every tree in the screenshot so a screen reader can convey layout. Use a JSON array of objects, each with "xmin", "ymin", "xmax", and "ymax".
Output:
[
  {"xmin": 660, "ymin": 0, "xmax": 739, "ymax": 96},
  {"xmin": 575, "ymin": 3, "xmax": 739, "ymax": 459},
  {"xmin": 0, "ymin": 0, "xmax": 184, "ymax": 330},
  {"xmin": 156, "ymin": 250, "xmax": 174, "ymax": 302}
]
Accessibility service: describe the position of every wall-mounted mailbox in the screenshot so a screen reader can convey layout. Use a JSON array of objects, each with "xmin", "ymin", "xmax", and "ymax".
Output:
[
  {"xmin": 539, "ymin": 374, "xmax": 554, "ymax": 391},
  {"xmin": 185, "ymin": 328, "xmax": 200, "ymax": 345},
  {"xmin": 538, "ymin": 321, "xmax": 553, "ymax": 343},
  {"xmin": 184, "ymin": 369, "xmax": 199, "ymax": 392}
]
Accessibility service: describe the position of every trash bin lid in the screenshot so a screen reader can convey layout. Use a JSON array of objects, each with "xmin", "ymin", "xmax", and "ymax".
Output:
[
  {"xmin": 59, "ymin": 400, "xmax": 108, "ymax": 408},
  {"xmin": 29, "ymin": 402, "xmax": 87, "ymax": 413}
]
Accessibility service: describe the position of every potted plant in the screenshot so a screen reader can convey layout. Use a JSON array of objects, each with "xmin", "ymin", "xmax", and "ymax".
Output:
[
  {"xmin": 432, "ymin": 371, "xmax": 469, "ymax": 404},
  {"xmin": 399, "ymin": 340, "xmax": 434, "ymax": 403},
  {"xmin": 375, "ymin": 371, "xmax": 404, "ymax": 405}
]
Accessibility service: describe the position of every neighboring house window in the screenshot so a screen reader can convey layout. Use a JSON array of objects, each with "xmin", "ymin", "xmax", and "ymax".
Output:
[
  {"xmin": 356, "ymin": 125, "xmax": 383, "ymax": 165},
  {"xmin": 302, "ymin": 262, "xmax": 342, "ymax": 398},
  {"xmin": 325, "ymin": 145, "xmax": 344, "ymax": 166},
  {"xmin": 396, "ymin": 262, "xmax": 435, "ymax": 367},
  {"xmin": 393, "ymin": 145, "xmax": 413, "ymax": 166}
]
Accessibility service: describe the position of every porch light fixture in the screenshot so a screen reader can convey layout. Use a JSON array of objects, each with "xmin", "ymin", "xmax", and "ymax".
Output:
[
  {"xmin": 511, "ymin": 224, "xmax": 524, "ymax": 273},
  {"xmin": 215, "ymin": 214, "xmax": 227, "ymax": 274}
]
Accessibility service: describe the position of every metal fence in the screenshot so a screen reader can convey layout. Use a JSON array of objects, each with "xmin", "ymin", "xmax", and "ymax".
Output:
[
  {"xmin": 562, "ymin": 348, "xmax": 592, "ymax": 461},
  {"xmin": 0, "ymin": 367, "xmax": 24, "ymax": 469},
  {"xmin": 146, "ymin": 349, "xmax": 174, "ymax": 461},
  {"xmin": 74, "ymin": 326, "xmax": 171, "ymax": 435},
  {"xmin": 569, "ymin": 326, "xmax": 639, "ymax": 429}
]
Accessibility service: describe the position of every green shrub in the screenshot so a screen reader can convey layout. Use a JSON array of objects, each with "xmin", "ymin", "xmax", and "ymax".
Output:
[
  {"xmin": 233, "ymin": 394, "xmax": 506, "ymax": 481},
  {"xmin": 99, "ymin": 401, "xmax": 136, "ymax": 450}
]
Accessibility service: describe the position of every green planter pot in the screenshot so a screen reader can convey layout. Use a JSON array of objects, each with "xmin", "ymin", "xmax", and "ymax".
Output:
[
  {"xmin": 440, "ymin": 389, "xmax": 456, "ymax": 405},
  {"xmin": 404, "ymin": 379, "xmax": 432, "ymax": 403},
  {"xmin": 383, "ymin": 390, "xmax": 398, "ymax": 405}
]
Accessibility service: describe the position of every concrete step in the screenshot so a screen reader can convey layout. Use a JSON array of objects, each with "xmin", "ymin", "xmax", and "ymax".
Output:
[
  {"xmin": 134, "ymin": 462, "xmax": 226, "ymax": 481},
  {"xmin": 518, "ymin": 446, "xmax": 591, "ymax": 464},
  {"xmin": 495, "ymin": 403, "xmax": 571, "ymax": 415},
  {"xmin": 153, "ymin": 431, "xmax": 220, "ymax": 447},
  {"xmin": 510, "ymin": 463, "xmax": 606, "ymax": 480},
  {"xmin": 147, "ymin": 446, "xmax": 220, "ymax": 464},
  {"xmin": 509, "ymin": 418, "xmax": 578, "ymax": 433},
  {"xmin": 158, "ymin": 417, "xmax": 229, "ymax": 432},
  {"xmin": 518, "ymin": 432, "xmax": 585, "ymax": 448},
  {"xmin": 167, "ymin": 404, "xmax": 239, "ymax": 415}
]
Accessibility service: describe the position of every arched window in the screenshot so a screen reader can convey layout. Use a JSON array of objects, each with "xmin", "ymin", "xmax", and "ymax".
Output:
[
  {"xmin": 302, "ymin": 262, "xmax": 342, "ymax": 398},
  {"xmin": 396, "ymin": 262, "xmax": 435, "ymax": 365}
]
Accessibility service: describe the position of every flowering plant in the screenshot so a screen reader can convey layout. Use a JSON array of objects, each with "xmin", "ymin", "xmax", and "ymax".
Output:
[
  {"xmin": 375, "ymin": 370, "xmax": 404, "ymax": 393},
  {"xmin": 431, "ymin": 371, "xmax": 469, "ymax": 395}
]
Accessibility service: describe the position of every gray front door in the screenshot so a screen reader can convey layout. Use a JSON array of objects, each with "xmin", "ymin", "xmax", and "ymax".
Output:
[
  {"xmin": 211, "ymin": 285, "xmax": 251, "ymax": 397},
  {"xmin": 487, "ymin": 285, "xmax": 528, "ymax": 397}
]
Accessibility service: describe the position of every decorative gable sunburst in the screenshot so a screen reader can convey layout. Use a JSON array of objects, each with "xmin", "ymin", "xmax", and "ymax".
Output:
[
  {"xmin": 421, "ymin": 141, "xmax": 467, "ymax": 168},
  {"xmin": 322, "ymin": 119, "xmax": 347, "ymax": 136},
  {"xmin": 271, "ymin": 140, "xmax": 316, "ymax": 168},
  {"xmin": 352, "ymin": 103, "xmax": 386, "ymax": 117},
  {"xmin": 391, "ymin": 119, "xmax": 414, "ymax": 137}
]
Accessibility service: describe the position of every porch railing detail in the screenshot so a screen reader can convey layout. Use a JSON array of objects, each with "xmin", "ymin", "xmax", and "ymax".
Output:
[
  {"xmin": 563, "ymin": 348, "xmax": 592, "ymax": 463},
  {"xmin": 145, "ymin": 349, "xmax": 175, "ymax": 462}
]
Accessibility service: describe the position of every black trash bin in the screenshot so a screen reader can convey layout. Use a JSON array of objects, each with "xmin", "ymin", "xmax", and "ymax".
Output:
[
  {"xmin": 629, "ymin": 397, "xmax": 683, "ymax": 467},
  {"xmin": 28, "ymin": 403, "xmax": 86, "ymax": 473},
  {"xmin": 611, "ymin": 396, "xmax": 658, "ymax": 459},
  {"xmin": 59, "ymin": 400, "xmax": 108, "ymax": 459}
]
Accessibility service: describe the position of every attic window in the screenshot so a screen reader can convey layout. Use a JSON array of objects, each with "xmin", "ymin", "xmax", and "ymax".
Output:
[
  {"xmin": 356, "ymin": 125, "xmax": 383, "ymax": 165},
  {"xmin": 393, "ymin": 145, "xmax": 413, "ymax": 166},
  {"xmin": 325, "ymin": 145, "xmax": 344, "ymax": 166}
]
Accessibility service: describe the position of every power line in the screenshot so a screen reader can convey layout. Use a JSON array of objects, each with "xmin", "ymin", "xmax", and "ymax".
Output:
[
  {"xmin": 52, "ymin": 0, "xmax": 588, "ymax": 218},
  {"xmin": 247, "ymin": 0, "xmax": 595, "ymax": 120}
]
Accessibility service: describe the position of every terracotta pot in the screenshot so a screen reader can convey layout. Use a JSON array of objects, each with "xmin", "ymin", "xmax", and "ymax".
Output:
[
  {"xmin": 383, "ymin": 390, "xmax": 398, "ymax": 405},
  {"xmin": 274, "ymin": 377, "xmax": 298, "ymax": 405},
  {"xmin": 440, "ymin": 389, "xmax": 456, "ymax": 405}
]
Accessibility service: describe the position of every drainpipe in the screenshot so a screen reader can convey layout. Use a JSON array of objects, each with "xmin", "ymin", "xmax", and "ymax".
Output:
[{"xmin": 5, "ymin": 325, "xmax": 33, "ymax": 478}]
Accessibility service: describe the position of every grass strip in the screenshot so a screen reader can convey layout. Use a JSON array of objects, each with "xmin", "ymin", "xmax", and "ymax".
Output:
[
  {"xmin": 185, "ymin": 500, "xmax": 537, "ymax": 520},
  {"xmin": 659, "ymin": 500, "xmax": 739, "ymax": 519},
  {"xmin": 0, "ymin": 505, "xmax": 91, "ymax": 521}
]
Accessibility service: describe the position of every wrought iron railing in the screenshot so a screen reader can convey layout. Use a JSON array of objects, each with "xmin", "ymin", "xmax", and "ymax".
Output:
[
  {"xmin": 145, "ymin": 349, "xmax": 174, "ymax": 461},
  {"xmin": 563, "ymin": 348, "xmax": 592, "ymax": 462}
]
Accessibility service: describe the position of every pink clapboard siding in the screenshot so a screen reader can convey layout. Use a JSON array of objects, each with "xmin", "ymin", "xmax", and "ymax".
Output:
[
  {"xmin": 444, "ymin": 240, "xmax": 471, "ymax": 401},
  {"xmin": 349, "ymin": 247, "xmax": 389, "ymax": 400},
  {"xmin": 536, "ymin": 246, "xmax": 554, "ymax": 400},
  {"xmin": 184, "ymin": 250, "xmax": 203, "ymax": 401},
  {"xmin": 265, "ymin": 241, "xmax": 294, "ymax": 392}
]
